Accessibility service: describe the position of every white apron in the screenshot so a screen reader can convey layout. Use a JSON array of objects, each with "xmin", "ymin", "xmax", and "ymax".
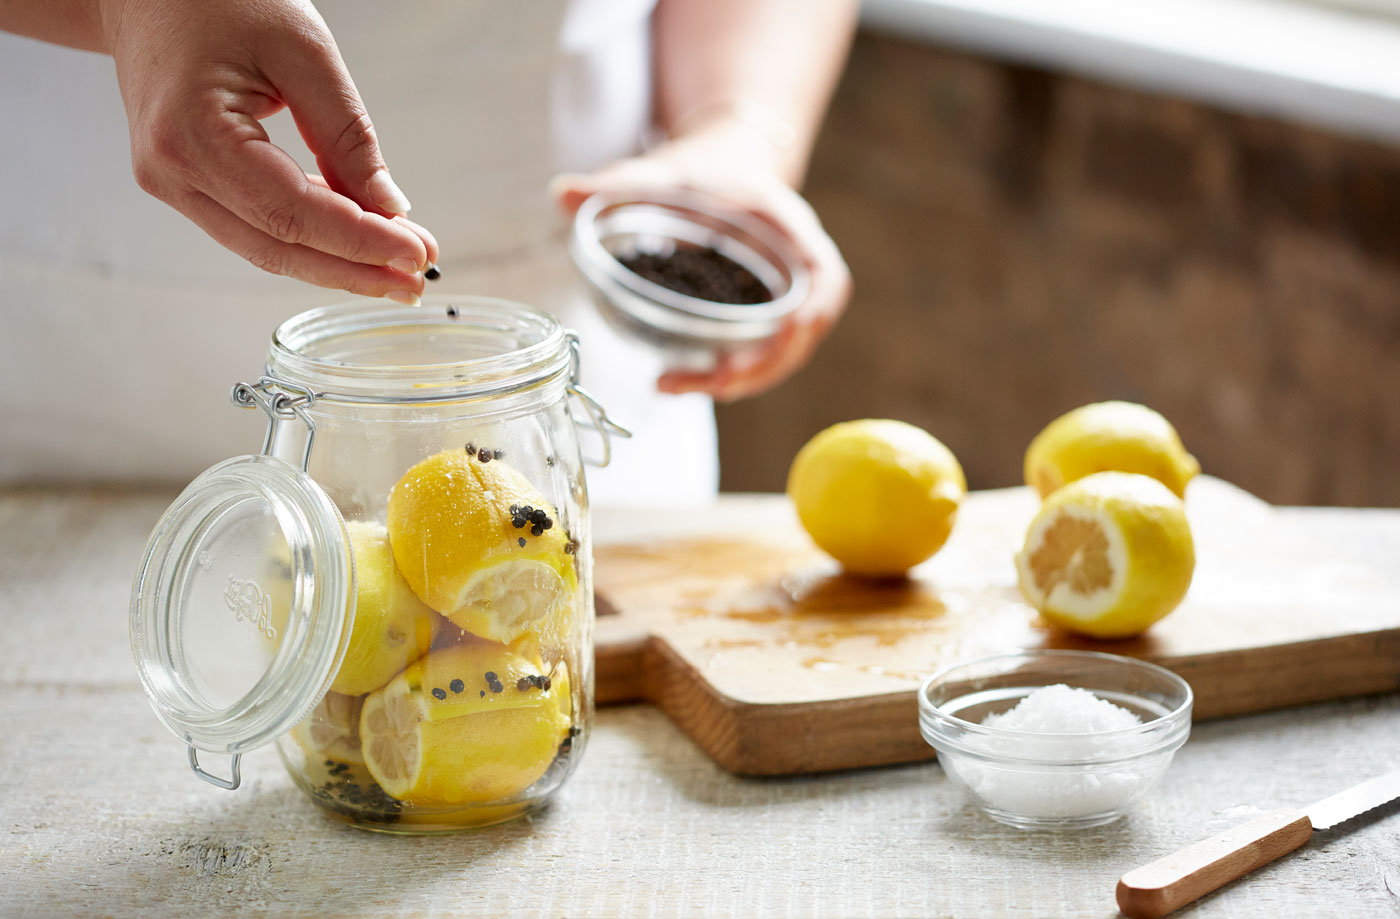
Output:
[{"xmin": 0, "ymin": 0, "xmax": 718, "ymax": 507}]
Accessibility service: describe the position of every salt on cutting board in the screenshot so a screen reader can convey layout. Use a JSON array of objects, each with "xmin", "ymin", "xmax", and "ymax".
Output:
[{"xmin": 591, "ymin": 477, "xmax": 1400, "ymax": 776}]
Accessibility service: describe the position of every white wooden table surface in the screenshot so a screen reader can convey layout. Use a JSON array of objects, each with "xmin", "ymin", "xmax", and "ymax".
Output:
[{"xmin": 2, "ymin": 489, "xmax": 1397, "ymax": 919}]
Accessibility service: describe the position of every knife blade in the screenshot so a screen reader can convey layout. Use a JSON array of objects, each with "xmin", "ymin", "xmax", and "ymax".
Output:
[
  {"xmin": 1116, "ymin": 769, "xmax": 1400, "ymax": 919},
  {"xmin": 1306, "ymin": 769, "xmax": 1400, "ymax": 829}
]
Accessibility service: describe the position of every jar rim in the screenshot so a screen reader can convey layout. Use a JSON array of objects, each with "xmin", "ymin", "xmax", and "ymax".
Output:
[{"xmin": 267, "ymin": 297, "xmax": 572, "ymax": 403}]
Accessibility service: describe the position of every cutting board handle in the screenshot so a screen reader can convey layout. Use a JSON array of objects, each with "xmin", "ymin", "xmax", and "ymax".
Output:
[{"xmin": 1116, "ymin": 810, "xmax": 1313, "ymax": 918}]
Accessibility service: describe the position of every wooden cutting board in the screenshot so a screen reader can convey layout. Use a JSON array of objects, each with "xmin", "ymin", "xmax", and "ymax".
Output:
[{"xmin": 591, "ymin": 477, "xmax": 1400, "ymax": 776}]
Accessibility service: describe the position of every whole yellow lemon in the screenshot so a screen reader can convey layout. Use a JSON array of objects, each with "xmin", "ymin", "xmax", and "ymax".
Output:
[
  {"xmin": 1025, "ymin": 401, "xmax": 1199, "ymax": 499},
  {"xmin": 787, "ymin": 419, "xmax": 965, "ymax": 577}
]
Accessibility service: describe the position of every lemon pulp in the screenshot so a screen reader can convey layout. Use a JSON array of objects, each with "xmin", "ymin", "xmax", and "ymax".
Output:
[{"xmin": 292, "ymin": 691, "xmax": 365, "ymax": 765}]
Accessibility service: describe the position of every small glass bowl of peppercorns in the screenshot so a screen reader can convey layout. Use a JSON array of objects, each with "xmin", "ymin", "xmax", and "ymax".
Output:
[{"xmin": 569, "ymin": 187, "xmax": 810, "ymax": 372}]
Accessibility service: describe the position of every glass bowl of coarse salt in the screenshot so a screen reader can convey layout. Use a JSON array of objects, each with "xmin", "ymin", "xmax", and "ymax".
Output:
[{"xmin": 918, "ymin": 650, "xmax": 1192, "ymax": 830}]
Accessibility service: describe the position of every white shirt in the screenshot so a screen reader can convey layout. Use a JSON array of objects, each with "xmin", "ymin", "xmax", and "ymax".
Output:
[{"xmin": 0, "ymin": 0, "xmax": 718, "ymax": 506}]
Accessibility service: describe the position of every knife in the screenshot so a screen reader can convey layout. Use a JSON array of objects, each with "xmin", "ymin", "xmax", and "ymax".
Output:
[{"xmin": 1116, "ymin": 769, "xmax": 1400, "ymax": 918}]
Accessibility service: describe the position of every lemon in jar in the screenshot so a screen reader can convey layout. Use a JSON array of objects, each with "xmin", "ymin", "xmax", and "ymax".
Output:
[
  {"xmin": 1015, "ymin": 471, "xmax": 1195, "ymax": 638},
  {"xmin": 1024, "ymin": 401, "xmax": 1199, "ymax": 500},
  {"xmin": 330, "ymin": 520, "xmax": 436, "ymax": 695},
  {"xmin": 787, "ymin": 419, "xmax": 966, "ymax": 577},
  {"xmin": 387, "ymin": 449, "xmax": 576, "ymax": 648},
  {"xmin": 358, "ymin": 638, "xmax": 571, "ymax": 806},
  {"xmin": 291, "ymin": 691, "xmax": 366, "ymax": 765}
]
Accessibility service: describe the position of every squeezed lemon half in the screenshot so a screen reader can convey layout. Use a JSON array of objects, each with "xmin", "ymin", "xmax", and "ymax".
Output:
[
  {"xmin": 787, "ymin": 419, "xmax": 966, "ymax": 577},
  {"xmin": 387, "ymin": 449, "xmax": 576, "ymax": 647},
  {"xmin": 359, "ymin": 638, "xmax": 571, "ymax": 806},
  {"xmin": 1024, "ymin": 401, "xmax": 1199, "ymax": 500},
  {"xmin": 1015, "ymin": 471, "xmax": 1195, "ymax": 638},
  {"xmin": 292, "ymin": 691, "xmax": 366, "ymax": 765}
]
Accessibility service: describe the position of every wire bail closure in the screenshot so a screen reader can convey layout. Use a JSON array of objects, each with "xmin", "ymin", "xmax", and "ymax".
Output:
[
  {"xmin": 231, "ymin": 377, "xmax": 319, "ymax": 473},
  {"xmin": 566, "ymin": 332, "xmax": 632, "ymax": 468}
]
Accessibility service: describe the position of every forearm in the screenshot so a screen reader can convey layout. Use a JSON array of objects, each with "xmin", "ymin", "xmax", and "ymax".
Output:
[
  {"xmin": 652, "ymin": 0, "xmax": 857, "ymax": 186},
  {"xmin": 0, "ymin": 0, "xmax": 108, "ymax": 52}
]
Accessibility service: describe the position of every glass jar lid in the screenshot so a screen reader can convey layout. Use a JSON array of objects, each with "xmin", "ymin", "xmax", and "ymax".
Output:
[{"xmin": 130, "ymin": 455, "xmax": 351, "ymax": 780}]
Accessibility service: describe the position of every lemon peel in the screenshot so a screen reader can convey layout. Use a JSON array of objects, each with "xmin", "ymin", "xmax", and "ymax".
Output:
[
  {"xmin": 331, "ymin": 520, "xmax": 436, "ymax": 695},
  {"xmin": 1025, "ymin": 401, "xmax": 1199, "ymax": 499}
]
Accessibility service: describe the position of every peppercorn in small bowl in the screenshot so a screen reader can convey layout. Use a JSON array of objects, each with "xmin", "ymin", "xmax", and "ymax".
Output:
[
  {"xmin": 569, "ymin": 187, "xmax": 809, "ymax": 371},
  {"xmin": 919, "ymin": 650, "xmax": 1193, "ymax": 830}
]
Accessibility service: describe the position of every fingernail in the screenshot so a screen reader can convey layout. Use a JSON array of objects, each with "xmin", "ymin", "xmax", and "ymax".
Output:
[
  {"xmin": 386, "ymin": 289, "xmax": 420, "ymax": 307},
  {"xmin": 548, "ymin": 173, "xmax": 588, "ymax": 200},
  {"xmin": 387, "ymin": 257, "xmax": 420, "ymax": 275},
  {"xmin": 368, "ymin": 169, "xmax": 412, "ymax": 215}
]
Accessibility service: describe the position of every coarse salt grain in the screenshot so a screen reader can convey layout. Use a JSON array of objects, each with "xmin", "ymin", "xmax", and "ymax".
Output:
[
  {"xmin": 946, "ymin": 684, "xmax": 1161, "ymax": 820},
  {"xmin": 983, "ymin": 683, "xmax": 1141, "ymax": 734}
]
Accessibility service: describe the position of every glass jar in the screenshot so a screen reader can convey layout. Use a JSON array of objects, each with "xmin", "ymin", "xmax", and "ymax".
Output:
[
  {"xmin": 569, "ymin": 187, "xmax": 809, "ymax": 373},
  {"xmin": 130, "ymin": 297, "xmax": 625, "ymax": 833}
]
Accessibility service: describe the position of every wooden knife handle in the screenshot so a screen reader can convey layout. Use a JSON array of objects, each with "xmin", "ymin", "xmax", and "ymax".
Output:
[{"xmin": 1116, "ymin": 810, "xmax": 1313, "ymax": 918}]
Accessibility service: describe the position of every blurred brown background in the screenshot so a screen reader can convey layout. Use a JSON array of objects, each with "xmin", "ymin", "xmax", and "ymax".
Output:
[{"xmin": 716, "ymin": 30, "xmax": 1400, "ymax": 507}]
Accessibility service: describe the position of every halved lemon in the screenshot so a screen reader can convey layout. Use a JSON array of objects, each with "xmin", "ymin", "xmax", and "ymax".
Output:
[
  {"xmin": 387, "ymin": 449, "xmax": 576, "ymax": 645},
  {"xmin": 359, "ymin": 639, "xmax": 571, "ymax": 805},
  {"xmin": 291, "ymin": 691, "xmax": 365, "ymax": 765},
  {"xmin": 331, "ymin": 521, "xmax": 436, "ymax": 695},
  {"xmin": 1014, "ymin": 471, "xmax": 1195, "ymax": 638},
  {"xmin": 1025, "ymin": 401, "xmax": 1200, "ymax": 499}
]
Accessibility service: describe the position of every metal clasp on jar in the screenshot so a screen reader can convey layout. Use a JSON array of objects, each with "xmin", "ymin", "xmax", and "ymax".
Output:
[
  {"xmin": 566, "ymin": 331, "xmax": 632, "ymax": 468},
  {"xmin": 231, "ymin": 377, "xmax": 320, "ymax": 472}
]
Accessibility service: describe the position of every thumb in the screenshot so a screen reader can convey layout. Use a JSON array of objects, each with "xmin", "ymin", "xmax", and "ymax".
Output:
[
  {"xmin": 551, "ymin": 158, "xmax": 678, "ymax": 215},
  {"xmin": 269, "ymin": 19, "xmax": 411, "ymax": 217},
  {"xmin": 549, "ymin": 172, "xmax": 601, "ymax": 216}
]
